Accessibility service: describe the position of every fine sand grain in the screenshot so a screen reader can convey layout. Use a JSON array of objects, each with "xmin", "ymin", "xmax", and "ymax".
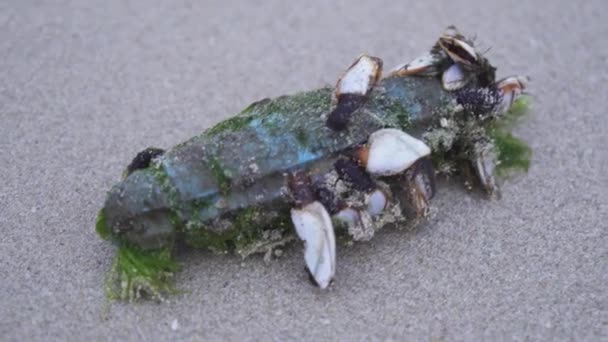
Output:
[{"xmin": 1, "ymin": 1, "xmax": 606, "ymax": 340}]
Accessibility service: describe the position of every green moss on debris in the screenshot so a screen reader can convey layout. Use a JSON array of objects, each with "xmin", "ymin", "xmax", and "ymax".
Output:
[
  {"xmin": 205, "ymin": 88, "xmax": 332, "ymax": 138},
  {"xmin": 207, "ymin": 156, "xmax": 232, "ymax": 194},
  {"xmin": 151, "ymin": 163, "xmax": 180, "ymax": 209},
  {"xmin": 231, "ymin": 207, "xmax": 268, "ymax": 251},
  {"xmin": 239, "ymin": 98, "xmax": 271, "ymax": 115},
  {"xmin": 231, "ymin": 208, "xmax": 293, "ymax": 257},
  {"xmin": 182, "ymin": 205, "xmax": 293, "ymax": 256},
  {"xmin": 489, "ymin": 96, "xmax": 533, "ymax": 176},
  {"xmin": 491, "ymin": 129, "xmax": 532, "ymax": 176},
  {"xmin": 371, "ymin": 95, "xmax": 412, "ymax": 129},
  {"xmin": 183, "ymin": 225, "xmax": 236, "ymax": 251},
  {"xmin": 242, "ymin": 88, "xmax": 332, "ymax": 119},
  {"xmin": 506, "ymin": 96, "xmax": 531, "ymax": 122},
  {"xmin": 206, "ymin": 115, "xmax": 254, "ymax": 137},
  {"xmin": 96, "ymin": 208, "xmax": 111, "ymax": 240},
  {"xmin": 261, "ymin": 88, "xmax": 332, "ymax": 114},
  {"xmin": 104, "ymin": 244, "xmax": 181, "ymax": 302},
  {"xmin": 497, "ymin": 96, "xmax": 532, "ymax": 129},
  {"xmin": 295, "ymin": 127, "xmax": 309, "ymax": 147},
  {"xmin": 183, "ymin": 207, "xmax": 264, "ymax": 251}
]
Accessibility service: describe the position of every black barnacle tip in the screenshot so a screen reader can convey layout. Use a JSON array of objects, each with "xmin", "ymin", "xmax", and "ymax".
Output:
[
  {"xmin": 326, "ymin": 109, "xmax": 349, "ymax": 130},
  {"xmin": 455, "ymin": 86, "xmax": 501, "ymax": 116},
  {"xmin": 326, "ymin": 94, "xmax": 366, "ymax": 131},
  {"xmin": 125, "ymin": 147, "xmax": 165, "ymax": 176},
  {"xmin": 314, "ymin": 185, "xmax": 340, "ymax": 215},
  {"xmin": 288, "ymin": 171, "xmax": 315, "ymax": 207},
  {"xmin": 305, "ymin": 266, "xmax": 320, "ymax": 287},
  {"xmin": 477, "ymin": 64, "xmax": 496, "ymax": 87},
  {"xmin": 334, "ymin": 158, "xmax": 375, "ymax": 192}
]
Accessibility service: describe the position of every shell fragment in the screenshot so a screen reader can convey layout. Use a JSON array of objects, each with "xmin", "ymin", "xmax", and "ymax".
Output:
[
  {"xmin": 391, "ymin": 52, "xmax": 441, "ymax": 77},
  {"xmin": 365, "ymin": 129, "xmax": 431, "ymax": 176},
  {"xmin": 442, "ymin": 63, "xmax": 470, "ymax": 91},
  {"xmin": 496, "ymin": 76, "xmax": 529, "ymax": 114},
  {"xmin": 366, "ymin": 189, "xmax": 387, "ymax": 216},
  {"xmin": 291, "ymin": 201, "xmax": 336, "ymax": 288},
  {"xmin": 337, "ymin": 55, "xmax": 382, "ymax": 96},
  {"xmin": 327, "ymin": 55, "xmax": 383, "ymax": 131}
]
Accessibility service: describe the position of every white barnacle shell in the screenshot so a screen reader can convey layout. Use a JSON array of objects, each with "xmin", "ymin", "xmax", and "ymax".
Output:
[
  {"xmin": 290, "ymin": 201, "xmax": 336, "ymax": 289},
  {"xmin": 496, "ymin": 75, "xmax": 530, "ymax": 114},
  {"xmin": 334, "ymin": 207, "xmax": 375, "ymax": 241},
  {"xmin": 337, "ymin": 55, "xmax": 382, "ymax": 96},
  {"xmin": 439, "ymin": 36, "xmax": 478, "ymax": 66},
  {"xmin": 366, "ymin": 189, "xmax": 388, "ymax": 216},
  {"xmin": 334, "ymin": 207, "xmax": 361, "ymax": 226},
  {"xmin": 442, "ymin": 63, "xmax": 470, "ymax": 91},
  {"xmin": 391, "ymin": 52, "xmax": 440, "ymax": 76},
  {"xmin": 365, "ymin": 128, "xmax": 431, "ymax": 176}
]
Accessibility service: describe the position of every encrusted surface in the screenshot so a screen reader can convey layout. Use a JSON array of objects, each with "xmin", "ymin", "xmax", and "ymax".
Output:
[{"xmin": 101, "ymin": 71, "xmax": 456, "ymax": 252}]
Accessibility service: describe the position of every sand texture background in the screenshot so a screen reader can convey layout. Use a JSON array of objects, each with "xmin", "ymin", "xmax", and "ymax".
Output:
[{"xmin": 1, "ymin": 0, "xmax": 606, "ymax": 340}]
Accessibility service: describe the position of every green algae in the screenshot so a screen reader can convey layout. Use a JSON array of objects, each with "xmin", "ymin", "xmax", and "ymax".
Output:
[
  {"xmin": 500, "ymin": 96, "xmax": 531, "ymax": 129},
  {"xmin": 190, "ymin": 197, "xmax": 215, "ymax": 213},
  {"xmin": 295, "ymin": 127, "xmax": 309, "ymax": 147},
  {"xmin": 259, "ymin": 115, "xmax": 281, "ymax": 136},
  {"xmin": 182, "ymin": 224, "xmax": 237, "ymax": 251},
  {"xmin": 206, "ymin": 115, "xmax": 255, "ymax": 137},
  {"xmin": 230, "ymin": 207, "xmax": 262, "ymax": 250},
  {"xmin": 384, "ymin": 99, "xmax": 412, "ymax": 129},
  {"xmin": 100, "ymin": 207, "xmax": 183, "ymax": 302},
  {"xmin": 491, "ymin": 129, "xmax": 532, "ymax": 176},
  {"xmin": 239, "ymin": 98, "xmax": 271, "ymax": 115},
  {"xmin": 152, "ymin": 163, "xmax": 180, "ymax": 209},
  {"xmin": 182, "ymin": 214, "xmax": 251, "ymax": 252},
  {"xmin": 104, "ymin": 244, "xmax": 180, "ymax": 302},
  {"xmin": 204, "ymin": 88, "xmax": 332, "ymax": 138},
  {"xmin": 370, "ymin": 94, "xmax": 412, "ymax": 129},
  {"xmin": 258, "ymin": 88, "xmax": 332, "ymax": 115},
  {"xmin": 181, "ymin": 206, "xmax": 293, "ymax": 256},
  {"xmin": 231, "ymin": 208, "xmax": 293, "ymax": 257},
  {"xmin": 489, "ymin": 96, "xmax": 533, "ymax": 176},
  {"xmin": 96, "ymin": 208, "xmax": 110, "ymax": 240},
  {"xmin": 168, "ymin": 209, "xmax": 184, "ymax": 231},
  {"xmin": 207, "ymin": 156, "xmax": 232, "ymax": 195},
  {"xmin": 395, "ymin": 110, "xmax": 412, "ymax": 129}
]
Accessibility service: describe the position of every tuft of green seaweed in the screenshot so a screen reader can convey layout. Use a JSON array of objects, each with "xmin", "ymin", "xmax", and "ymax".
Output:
[
  {"xmin": 104, "ymin": 244, "xmax": 181, "ymax": 302},
  {"xmin": 507, "ymin": 95, "xmax": 531, "ymax": 119},
  {"xmin": 491, "ymin": 129, "xmax": 532, "ymax": 176},
  {"xmin": 497, "ymin": 95, "xmax": 532, "ymax": 129},
  {"xmin": 489, "ymin": 96, "xmax": 533, "ymax": 176},
  {"xmin": 96, "ymin": 209, "xmax": 111, "ymax": 240},
  {"xmin": 97, "ymin": 207, "xmax": 180, "ymax": 301}
]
